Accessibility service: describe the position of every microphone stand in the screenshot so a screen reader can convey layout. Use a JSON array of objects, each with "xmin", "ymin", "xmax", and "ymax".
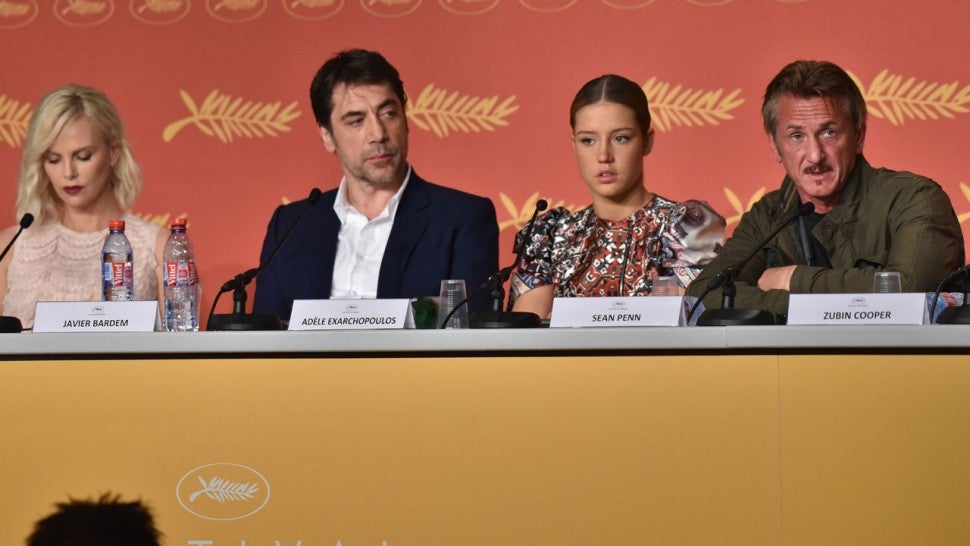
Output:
[
  {"xmin": 0, "ymin": 213, "xmax": 35, "ymax": 333},
  {"xmin": 689, "ymin": 202, "xmax": 815, "ymax": 326},
  {"xmin": 466, "ymin": 199, "xmax": 548, "ymax": 329},
  {"xmin": 464, "ymin": 266, "xmax": 541, "ymax": 328},
  {"xmin": 206, "ymin": 267, "xmax": 280, "ymax": 331},
  {"xmin": 439, "ymin": 269, "xmax": 506, "ymax": 328},
  {"xmin": 207, "ymin": 188, "xmax": 322, "ymax": 331},
  {"xmin": 930, "ymin": 266, "xmax": 970, "ymax": 324}
]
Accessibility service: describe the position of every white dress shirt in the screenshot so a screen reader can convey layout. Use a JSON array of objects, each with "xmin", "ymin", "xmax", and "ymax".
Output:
[{"xmin": 329, "ymin": 167, "xmax": 412, "ymax": 299}]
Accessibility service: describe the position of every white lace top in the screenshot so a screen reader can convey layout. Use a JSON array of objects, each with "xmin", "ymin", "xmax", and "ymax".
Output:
[{"xmin": 3, "ymin": 214, "xmax": 160, "ymax": 328}]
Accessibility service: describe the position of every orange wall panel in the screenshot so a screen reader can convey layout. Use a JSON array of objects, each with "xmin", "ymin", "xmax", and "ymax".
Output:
[{"xmin": 2, "ymin": 0, "xmax": 969, "ymax": 324}]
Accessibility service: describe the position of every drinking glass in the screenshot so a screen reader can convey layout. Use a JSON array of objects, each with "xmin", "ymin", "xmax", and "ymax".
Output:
[
  {"xmin": 651, "ymin": 276, "xmax": 680, "ymax": 296},
  {"xmin": 872, "ymin": 271, "xmax": 902, "ymax": 293},
  {"xmin": 437, "ymin": 279, "xmax": 469, "ymax": 329}
]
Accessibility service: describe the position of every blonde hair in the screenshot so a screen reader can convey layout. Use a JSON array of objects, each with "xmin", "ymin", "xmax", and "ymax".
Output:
[{"xmin": 17, "ymin": 84, "xmax": 141, "ymax": 224}]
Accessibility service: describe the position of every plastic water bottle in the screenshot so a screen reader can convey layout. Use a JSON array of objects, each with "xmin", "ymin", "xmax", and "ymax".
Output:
[
  {"xmin": 102, "ymin": 219, "xmax": 134, "ymax": 301},
  {"xmin": 163, "ymin": 217, "xmax": 198, "ymax": 331}
]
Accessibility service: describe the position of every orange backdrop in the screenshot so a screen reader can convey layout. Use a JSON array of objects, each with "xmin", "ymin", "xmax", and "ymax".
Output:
[{"xmin": 2, "ymin": 0, "xmax": 969, "ymax": 322}]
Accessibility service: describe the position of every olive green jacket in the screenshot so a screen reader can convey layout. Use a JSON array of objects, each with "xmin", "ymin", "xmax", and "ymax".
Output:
[{"xmin": 687, "ymin": 156, "xmax": 965, "ymax": 315}]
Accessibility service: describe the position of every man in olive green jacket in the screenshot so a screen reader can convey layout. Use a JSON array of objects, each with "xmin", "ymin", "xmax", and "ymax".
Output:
[{"xmin": 687, "ymin": 60, "xmax": 965, "ymax": 317}]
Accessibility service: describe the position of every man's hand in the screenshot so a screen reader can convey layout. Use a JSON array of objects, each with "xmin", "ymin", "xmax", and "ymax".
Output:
[{"xmin": 758, "ymin": 265, "xmax": 797, "ymax": 291}]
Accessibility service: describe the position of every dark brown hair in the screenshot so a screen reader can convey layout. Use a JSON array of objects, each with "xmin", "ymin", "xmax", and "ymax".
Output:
[
  {"xmin": 310, "ymin": 48, "xmax": 407, "ymax": 132},
  {"xmin": 762, "ymin": 60, "xmax": 867, "ymax": 134},
  {"xmin": 570, "ymin": 74, "xmax": 651, "ymax": 135}
]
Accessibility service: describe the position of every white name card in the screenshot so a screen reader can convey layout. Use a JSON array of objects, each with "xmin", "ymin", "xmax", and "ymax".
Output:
[
  {"xmin": 33, "ymin": 301, "xmax": 160, "ymax": 332},
  {"xmin": 787, "ymin": 293, "xmax": 927, "ymax": 325},
  {"xmin": 288, "ymin": 299, "xmax": 409, "ymax": 330},
  {"xmin": 549, "ymin": 296, "xmax": 683, "ymax": 328}
]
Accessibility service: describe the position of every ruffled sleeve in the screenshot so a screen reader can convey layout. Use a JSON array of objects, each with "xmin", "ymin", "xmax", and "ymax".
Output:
[
  {"xmin": 508, "ymin": 206, "xmax": 570, "ymax": 304},
  {"xmin": 662, "ymin": 199, "xmax": 726, "ymax": 286}
]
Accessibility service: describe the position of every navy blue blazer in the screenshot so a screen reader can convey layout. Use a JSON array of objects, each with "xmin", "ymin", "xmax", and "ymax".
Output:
[{"xmin": 253, "ymin": 171, "xmax": 499, "ymax": 321}]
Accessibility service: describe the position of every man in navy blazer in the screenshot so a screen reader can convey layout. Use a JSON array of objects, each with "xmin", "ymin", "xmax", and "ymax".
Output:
[{"xmin": 253, "ymin": 49, "xmax": 499, "ymax": 321}]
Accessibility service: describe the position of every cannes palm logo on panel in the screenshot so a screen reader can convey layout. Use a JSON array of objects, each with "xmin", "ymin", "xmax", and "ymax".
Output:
[
  {"xmin": 176, "ymin": 462, "xmax": 271, "ymax": 520},
  {"xmin": 54, "ymin": 0, "xmax": 114, "ymax": 25}
]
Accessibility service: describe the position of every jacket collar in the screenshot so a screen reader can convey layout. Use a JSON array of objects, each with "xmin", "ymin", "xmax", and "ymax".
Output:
[{"xmin": 377, "ymin": 170, "xmax": 432, "ymax": 297}]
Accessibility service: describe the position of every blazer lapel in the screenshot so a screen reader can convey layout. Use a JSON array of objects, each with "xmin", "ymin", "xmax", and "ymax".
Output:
[
  {"xmin": 316, "ymin": 192, "xmax": 341, "ymax": 298},
  {"xmin": 378, "ymin": 174, "xmax": 431, "ymax": 297}
]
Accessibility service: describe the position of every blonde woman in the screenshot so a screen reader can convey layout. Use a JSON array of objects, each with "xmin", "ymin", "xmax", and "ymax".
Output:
[{"xmin": 0, "ymin": 84, "xmax": 165, "ymax": 328}]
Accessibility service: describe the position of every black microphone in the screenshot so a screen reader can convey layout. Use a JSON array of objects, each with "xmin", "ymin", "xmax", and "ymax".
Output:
[
  {"xmin": 441, "ymin": 199, "xmax": 548, "ymax": 329},
  {"xmin": 689, "ymin": 202, "xmax": 814, "ymax": 326},
  {"xmin": 207, "ymin": 188, "xmax": 322, "ymax": 331},
  {"xmin": 930, "ymin": 264, "xmax": 970, "ymax": 324},
  {"xmin": 219, "ymin": 188, "xmax": 323, "ymax": 295},
  {"xmin": 1, "ymin": 213, "xmax": 35, "ymax": 333},
  {"xmin": 0, "ymin": 213, "xmax": 34, "ymax": 264}
]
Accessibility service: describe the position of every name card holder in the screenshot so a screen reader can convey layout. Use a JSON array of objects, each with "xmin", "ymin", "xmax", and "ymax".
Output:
[
  {"xmin": 288, "ymin": 299, "xmax": 409, "ymax": 331},
  {"xmin": 549, "ymin": 296, "xmax": 683, "ymax": 328},
  {"xmin": 787, "ymin": 293, "xmax": 927, "ymax": 325},
  {"xmin": 33, "ymin": 301, "xmax": 160, "ymax": 332}
]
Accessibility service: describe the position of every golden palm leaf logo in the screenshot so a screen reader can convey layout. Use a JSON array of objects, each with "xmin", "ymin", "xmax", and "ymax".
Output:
[
  {"xmin": 642, "ymin": 77, "xmax": 744, "ymax": 132},
  {"xmin": 0, "ymin": 0, "xmax": 38, "ymax": 29},
  {"xmin": 0, "ymin": 95, "xmax": 31, "ymax": 148},
  {"xmin": 722, "ymin": 186, "xmax": 765, "ymax": 227},
  {"xmin": 360, "ymin": 0, "xmax": 420, "ymax": 17},
  {"xmin": 136, "ymin": 0, "xmax": 184, "ymax": 13},
  {"xmin": 957, "ymin": 182, "xmax": 970, "ymax": 224},
  {"xmin": 519, "ymin": 0, "xmax": 577, "ymax": 12},
  {"xmin": 206, "ymin": 0, "xmax": 266, "ymax": 20},
  {"xmin": 284, "ymin": 0, "xmax": 343, "ymax": 19},
  {"xmin": 60, "ymin": 0, "xmax": 108, "ymax": 15},
  {"xmin": 134, "ymin": 212, "xmax": 188, "ymax": 226},
  {"xmin": 407, "ymin": 83, "xmax": 518, "ymax": 138},
  {"xmin": 0, "ymin": 1, "xmax": 32, "ymax": 16},
  {"xmin": 214, "ymin": 0, "xmax": 259, "ymax": 9},
  {"xmin": 497, "ymin": 191, "xmax": 574, "ymax": 232},
  {"xmin": 131, "ymin": 0, "xmax": 188, "ymax": 23},
  {"xmin": 849, "ymin": 69, "xmax": 970, "ymax": 126},
  {"xmin": 440, "ymin": 0, "xmax": 499, "ymax": 14},
  {"xmin": 163, "ymin": 90, "xmax": 301, "ymax": 143}
]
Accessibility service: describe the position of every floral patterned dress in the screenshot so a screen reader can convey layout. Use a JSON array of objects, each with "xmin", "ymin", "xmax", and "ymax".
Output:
[{"xmin": 510, "ymin": 195, "xmax": 725, "ymax": 304}]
